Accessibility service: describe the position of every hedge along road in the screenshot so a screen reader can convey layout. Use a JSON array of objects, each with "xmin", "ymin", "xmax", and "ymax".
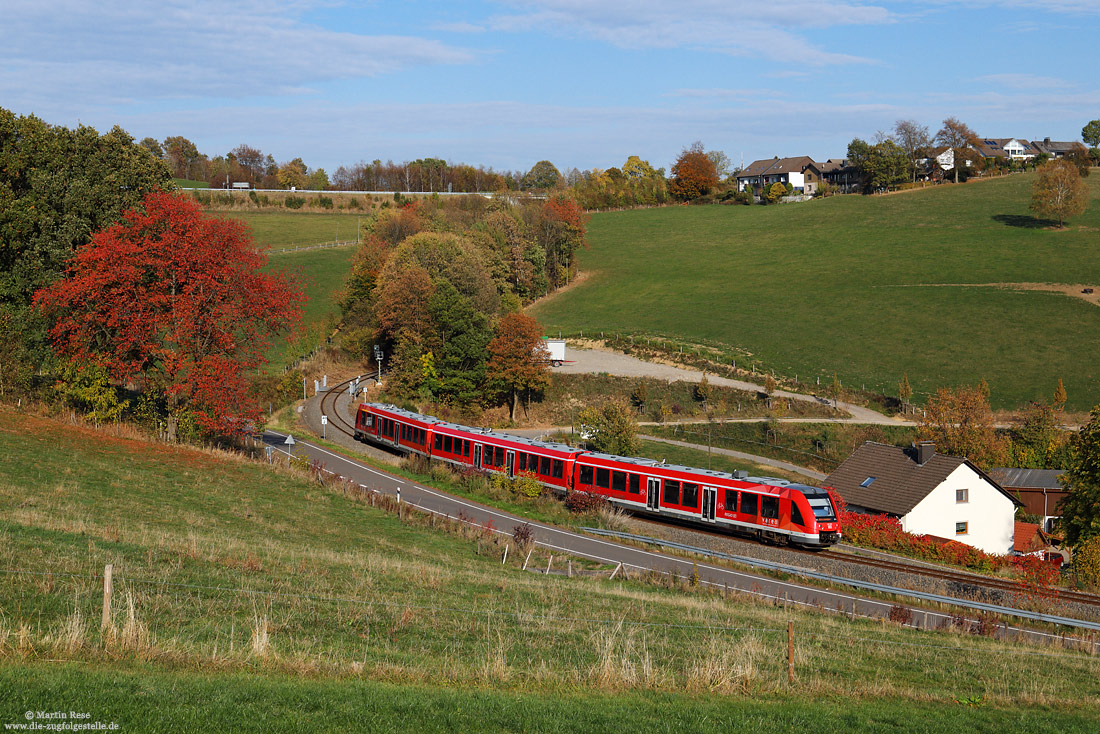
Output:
[
  {"xmin": 555, "ymin": 345, "xmax": 915, "ymax": 426},
  {"xmin": 261, "ymin": 427, "xmax": 1100, "ymax": 646}
]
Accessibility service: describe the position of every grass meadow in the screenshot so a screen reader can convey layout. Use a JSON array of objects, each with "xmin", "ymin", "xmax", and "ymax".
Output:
[
  {"xmin": 530, "ymin": 173, "xmax": 1100, "ymax": 411},
  {"xmin": 221, "ymin": 211, "xmax": 364, "ymax": 249},
  {"xmin": 2, "ymin": 407, "xmax": 1099, "ymax": 730}
]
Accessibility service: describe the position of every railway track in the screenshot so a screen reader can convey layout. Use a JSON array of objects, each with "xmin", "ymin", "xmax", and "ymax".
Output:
[
  {"xmin": 316, "ymin": 378, "xmax": 1100, "ymax": 611},
  {"xmin": 318, "ymin": 376, "xmax": 360, "ymax": 439},
  {"xmin": 635, "ymin": 514, "xmax": 1100, "ymax": 610}
]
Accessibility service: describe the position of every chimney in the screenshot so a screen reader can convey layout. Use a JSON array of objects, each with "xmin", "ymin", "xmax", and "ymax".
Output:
[
  {"xmin": 1044, "ymin": 137, "xmax": 1051, "ymax": 145},
  {"xmin": 916, "ymin": 441, "xmax": 934, "ymax": 465}
]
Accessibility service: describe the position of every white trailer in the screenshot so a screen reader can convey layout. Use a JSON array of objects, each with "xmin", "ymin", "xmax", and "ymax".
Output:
[{"xmin": 543, "ymin": 338, "xmax": 566, "ymax": 367}]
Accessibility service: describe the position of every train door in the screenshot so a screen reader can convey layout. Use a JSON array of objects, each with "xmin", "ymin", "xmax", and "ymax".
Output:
[
  {"xmin": 702, "ymin": 486, "xmax": 717, "ymax": 521},
  {"xmin": 506, "ymin": 450, "xmax": 515, "ymax": 479},
  {"xmin": 646, "ymin": 477, "xmax": 660, "ymax": 510},
  {"xmin": 474, "ymin": 443, "xmax": 483, "ymax": 468}
]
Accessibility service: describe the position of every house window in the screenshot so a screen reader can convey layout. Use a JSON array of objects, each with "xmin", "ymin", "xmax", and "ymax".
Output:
[
  {"xmin": 860, "ymin": 477, "xmax": 876, "ymax": 488},
  {"xmin": 956, "ymin": 488, "xmax": 968, "ymax": 503},
  {"xmin": 956, "ymin": 522, "xmax": 968, "ymax": 535}
]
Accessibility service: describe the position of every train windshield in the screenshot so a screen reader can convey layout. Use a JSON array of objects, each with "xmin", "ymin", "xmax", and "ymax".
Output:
[{"xmin": 807, "ymin": 498, "xmax": 835, "ymax": 521}]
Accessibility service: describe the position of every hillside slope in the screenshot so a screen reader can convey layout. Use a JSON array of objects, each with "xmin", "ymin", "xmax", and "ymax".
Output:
[
  {"xmin": 531, "ymin": 173, "xmax": 1100, "ymax": 410},
  {"xmin": 1, "ymin": 408, "xmax": 1098, "ymax": 731}
]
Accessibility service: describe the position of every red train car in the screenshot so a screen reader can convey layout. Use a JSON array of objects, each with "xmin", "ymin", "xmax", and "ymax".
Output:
[
  {"xmin": 429, "ymin": 422, "xmax": 584, "ymax": 494},
  {"xmin": 354, "ymin": 403, "xmax": 437, "ymax": 457},
  {"xmin": 572, "ymin": 453, "xmax": 839, "ymax": 548},
  {"xmin": 354, "ymin": 403, "xmax": 840, "ymax": 548}
]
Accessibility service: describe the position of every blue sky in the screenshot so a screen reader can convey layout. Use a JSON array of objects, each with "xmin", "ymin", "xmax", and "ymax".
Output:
[{"xmin": 3, "ymin": 1, "xmax": 1097, "ymax": 175}]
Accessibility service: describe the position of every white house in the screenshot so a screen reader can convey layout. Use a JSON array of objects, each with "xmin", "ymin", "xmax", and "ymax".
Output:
[
  {"xmin": 825, "ymin": 442, "xmax": 1022, "ymax": 555},
  {"xmin": 736, "ymin": 156, "xmax": 821, "ymax": 195}
]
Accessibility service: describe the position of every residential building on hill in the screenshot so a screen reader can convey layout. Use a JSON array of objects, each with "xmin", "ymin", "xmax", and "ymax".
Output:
[
  {"xmin": 824, "ymin": 442, "xmax": 1021, "ymax": 555},
  {"xmin": 971, "ymin": 137, "xmax": 1039, "ymax": 160},
  {"xmin": 736, "ymin": 156, "xmax": 821, "ymax": 195},
  {"xmin": 1031, "ymin": 138, "xmax": 1088, "ymax": 158},
  {"xmin": 817, "ymin": 158, "xmax": 858, "ymax": 192}
]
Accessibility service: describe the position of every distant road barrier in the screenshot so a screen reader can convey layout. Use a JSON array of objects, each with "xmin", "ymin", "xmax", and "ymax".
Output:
[{"xmin": 270, "ymin": 240, "xmax": 358, "ymax": 254}]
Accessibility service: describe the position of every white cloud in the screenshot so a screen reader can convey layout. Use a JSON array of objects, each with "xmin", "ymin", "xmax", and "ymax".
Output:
[
  {"xmin": 0, "ymin": 0, "xmax": 476, "ymax": 107},
  {"xmin": 974, "ymin": 73, "xmax": 1074, "ymax": 89},
  {"xmin": 483, "ymin": 1, "xmax": 892, "ymax": 64}
]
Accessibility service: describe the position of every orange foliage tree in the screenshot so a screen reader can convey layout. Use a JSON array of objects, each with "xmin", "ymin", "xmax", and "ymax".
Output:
[
  {"xmin": 669, "ymin": 142, "xmax": 718, "ymax": 201},
  {"xmin": 487, "ymin": 313, "xmax": 550, "ymax": 421},
  {"xmin": 918, "ymin": 384, "xmax": 1007, "ymax": 469},
  {"xmin": 35, "ymin": 191, "xmax": 303, "ymax": 437}
]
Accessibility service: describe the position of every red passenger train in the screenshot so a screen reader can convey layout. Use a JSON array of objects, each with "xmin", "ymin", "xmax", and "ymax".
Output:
[{"xmin": 355, "ymin": 403, "xmax": 840, "ymax": 548}]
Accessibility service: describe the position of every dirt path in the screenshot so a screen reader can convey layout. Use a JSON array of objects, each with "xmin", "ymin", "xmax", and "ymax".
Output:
[{"xmin": 554, "ymin": 345, "xmax": 914, "ymax": 426}]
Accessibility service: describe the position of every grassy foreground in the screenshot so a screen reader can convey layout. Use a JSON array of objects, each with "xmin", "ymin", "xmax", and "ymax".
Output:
[
  {"xmin": 2, "ymin": 407, "xmax": 1099, "ymax": 730},
  {"xmin": 530, "ymin": 173, "xmax": 1100, "ymax": 411}
]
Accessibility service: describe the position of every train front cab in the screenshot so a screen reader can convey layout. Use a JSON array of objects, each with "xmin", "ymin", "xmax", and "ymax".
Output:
[{"xmin": 787, "ymin": 484, "xmax": 841, "ymax": 549}]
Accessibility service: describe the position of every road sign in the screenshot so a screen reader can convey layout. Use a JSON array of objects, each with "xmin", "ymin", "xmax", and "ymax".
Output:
[
  {"xmin": 284, "ymin": 434, "xmax": 296, "ymax": 446},
  {"xmin": 320, "ymin": 415, "xmax": 328, "ymax": 425}
]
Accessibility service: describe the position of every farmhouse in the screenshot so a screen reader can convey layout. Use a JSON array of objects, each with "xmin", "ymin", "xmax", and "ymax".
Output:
[
  {"xmin": 825, "ymin": 442, "xmax": 1021, "ymax": 555},
  {"xmin": 971, "ymin": 137, "xmax": 1039, "ymax": 161},
  {"xmin": 987, "ymin": 468, "xmax": 1067, "ymax": 533},
  {"xmin": 736, "ymin": 156, "xmax": 821, "ymax": 195}
]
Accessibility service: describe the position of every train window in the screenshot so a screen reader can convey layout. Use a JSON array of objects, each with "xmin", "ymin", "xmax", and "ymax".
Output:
[
  {"xmin": 517, "ymin": 453, "xmax": 526, "ymax": 471},
  {"xmin": 540, "ymin": 456, "xmax": 551, "ymax": 475},
  {"xmin": 611, "ymin": 471, "xmax": 626, "ymax": 492},
  {"xmin": 741, "ymin": 493, "xmax": 758, "ymax": 516},
  {"xmin": 596, "ymin": 467, "xmax": 610, "ymax": 488},
  {"xmin": 663, "ymin": 480, "xmax": 680, "ymax": 505},
  {"xmin": 484, "ymin": 446, "xmax": 494, "ymax": 466},
  {"xmin": 724, "ymin": 490, "xmax": 738, "ymax": 512},
  {"xmin": 628, "ymin": 474, "xmax": 641, "ymax": 495},
  {"xmin": 552, "ymin": 460, "xmax": 564, "ymax": 479},
  {"xmin": 444, "ymin": 436, "xmax": 453, "ymax": 453},
  {"xmin": 435, "ymin": 435, "xmax": 443, "ymax": 451},
  {"xmin": 682, "ymin": 482, "xmax": 698, "ymax": 508},
  {"xmin": 579, "ymin": 465, "xmax": 593, "ymax": 485},
  {"xmin": 762, "ymin": 497, "xmax": 779, "ymax": 519},
  {"xmin": 463, "ymin": 440, "xmax": 470, "ymax": 457},
  {"xmin": 791, "ymin": 502, "xmax": 804, "ymax": 527}
]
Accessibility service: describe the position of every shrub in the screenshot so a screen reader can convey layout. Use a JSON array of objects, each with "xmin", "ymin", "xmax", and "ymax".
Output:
[
  {"xmin": 284, "ymin": 196, "xmax": 305, "ymax": 209},
  {"xmin": 512, "ymin": 522, "xmax": 534, "ymax": 547},
  {"xmin": 565, "ymin": 490, "xmax": 608, "ymax": 514},
  {"xmin": 317, "ymin": 195, "xmax": 334, "ymax": 210}
]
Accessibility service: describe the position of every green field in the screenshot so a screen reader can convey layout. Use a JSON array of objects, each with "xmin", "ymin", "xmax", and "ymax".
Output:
[
  {"xmin": 262, "ymin": 245, "xmax": 356, "ymax": 369},
  {"xmin": 2, "ymin": 408, "xmax": 1100, "ymax": 730},
  {"xmin": 220, "ymin": 211, "xmax": 364, "ymax": 249},
  {"xmin": 530, "ymin": 174, "xmax": 1100, "ymax": 410},
  {"xmin": 172, "ymin": 178, "xmax": 209, "ymax": 188}
]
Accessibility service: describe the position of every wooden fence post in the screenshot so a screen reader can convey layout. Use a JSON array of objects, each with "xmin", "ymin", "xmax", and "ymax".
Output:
[
  {"xmin": 787, "ymin": 621, "xmax": 794, "ymax": 684},
  {"xmin": 502, "ymin": 545, "xmax": 509, "ymax": 565},
  {"xmin": 609, "ymin": 562, "xmax": 622, "ymax": 580},
  {"xmin": 544, "ymin": 555, "xmax": 553, "ymax": 575},
  {"xmin": 522, "ymin": 549, "xmax": 533, "ymax": 571},
  {"xmin": 101, "ymin": 563, "xmax": 113, "ymax": 631}
]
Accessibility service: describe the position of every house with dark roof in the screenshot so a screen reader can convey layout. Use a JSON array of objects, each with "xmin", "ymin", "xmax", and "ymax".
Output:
[
  {"xmin": 825, "ymin": 441, "xmax": 1022, "ymax": 555},
  {"xmin": 1031, "ymin": 138, "xmax": 1087, "ymax": 159},
  {"xmin": 988, "ymin": 468, "xmax": 1067, "ymax": 533},
  {"xmin": 817, "ymin": 158, "xmax": 859, "ymax": 192},
  {"xmin": 736, "ymin": 156, "xmax": 821, "ymax": 195},
  {"xmin": 971, "ymin": 137, "xmax": 1039, "ymax": 161}
]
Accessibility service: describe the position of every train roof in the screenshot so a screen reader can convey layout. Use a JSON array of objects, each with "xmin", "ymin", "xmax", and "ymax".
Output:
[
  {"xmin": 366, "ymin": 403, "xmax": 442, "ymax": 425},
  {"xmin": 579, "ymin": 452, "xmax": 823, "ymax": 493},
  {"xmin": 433, "ymin": 421, "xmax": 579, "ymax": 454}
]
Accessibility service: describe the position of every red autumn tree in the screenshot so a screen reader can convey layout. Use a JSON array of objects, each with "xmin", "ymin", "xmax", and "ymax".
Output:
[
  {"xmin": 486, "ymin": 313, "xmax": 550, "ymax": 421},
  {"xmin": 669, "ymin": 141, "xmax": 719, "ymax": 201},
  {"xmin": 536, "ymin": 194, "xmax": 588, "ymax": 288},
  {"xmin": 35, "ymin": 191, "xmax": 303, "ymax": 438}
]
